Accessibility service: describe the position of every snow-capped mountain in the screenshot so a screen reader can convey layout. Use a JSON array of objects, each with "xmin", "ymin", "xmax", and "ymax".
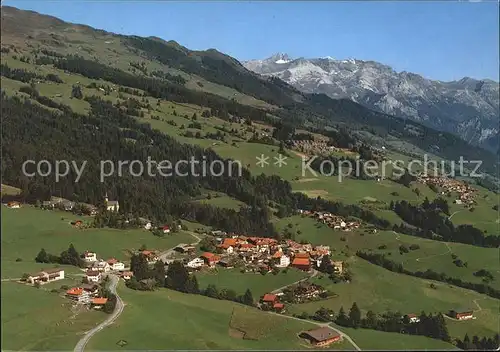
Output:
[{"xmin": 243, "ymin": 54, "xmax": 500, "ymax": 151}]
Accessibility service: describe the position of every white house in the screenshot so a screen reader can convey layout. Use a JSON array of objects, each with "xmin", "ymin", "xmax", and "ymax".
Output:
[
  {"xmin": 278, "ymin": 254, "xmax": 290, "ymax": 268},
  {"xmin": 144, "ymin": 222, "xmax": 152, "ymax": 230},
  {"xmin": 187, "ymin": 257, "xmax": 205, "ymax": 269},
  {"xmin": 83, "ymin": 251, "xmax": 97, "ymax": 263},
  {"xmin": 92, "ymin": 260, "xmax": 111, "ymax": 272},
  {"xmin": 86, "ymin": 270, "xmax": 101, "ymax": 283},
  {"xmin": 340, "ymin": 221, "xmax": 347, "ymax": 228},
  {"xmin": 27, "ymin": 268, "xmax": 65, "ymax": 285},
  {"xmin": 404, "ymin": 314, "xmax": 421, "ymax": 323},
  {"xmin": 161, "ymin": 225, "xmax": 171, "ymax": 234},
  {"xmin": 106, "ymin": 258, "xmax": 125, "ymax": 271}
]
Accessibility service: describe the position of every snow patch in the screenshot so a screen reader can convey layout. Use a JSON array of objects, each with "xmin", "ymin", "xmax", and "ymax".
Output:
[{"xmin": 275, "ymin": 59, "xmax": 290, "ymax": 64}]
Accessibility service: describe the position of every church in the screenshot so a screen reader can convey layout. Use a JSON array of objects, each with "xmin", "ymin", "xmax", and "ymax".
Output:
[{"xmin": 104, "ymin": 193, "xmax": 119, "ymax": 212}]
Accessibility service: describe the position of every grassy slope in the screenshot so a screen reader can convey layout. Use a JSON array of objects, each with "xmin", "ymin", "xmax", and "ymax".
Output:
[
  {"xmin": 1, "ymin": 281, "xmax": 103, "ymax": 351},
  {"xmin": 274, "ymin": 214, "xmax": 500, "ymax": 289},
  {"xmin": 286, "ymin": 257, "xmax": 498, "ymax": 339},
  {"xmin": 337, "ymin": 326, "xmax": 458, "ymax": 350},
  {"xmin": 87, "ymin": 283, "xmax": 354, "ymax": 350},
  {"xmin": 1, "ymin": 206, "xmax": 194, "ymax": 266}
]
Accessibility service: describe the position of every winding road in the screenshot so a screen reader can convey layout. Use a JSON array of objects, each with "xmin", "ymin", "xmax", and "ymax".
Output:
[
  {"xmin": 73, "ymin": 231, "xmax": 203, "ymax": 351},
  {"xmin": 73, "ymin": 274, "xmax": 123, "ymax": 352}
]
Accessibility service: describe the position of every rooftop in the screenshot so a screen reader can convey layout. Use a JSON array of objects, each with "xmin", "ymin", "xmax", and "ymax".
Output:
[{"xmin": 302, "ymin": 327, "xmax": 340, "ymax": 342}]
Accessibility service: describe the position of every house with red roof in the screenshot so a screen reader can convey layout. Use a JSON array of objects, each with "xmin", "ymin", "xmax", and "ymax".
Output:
[
  {"xmin": 200, "ymin": 252, "xmax": 220, "ymax": 267},
  {"xmin": 66, "ymin": 287, "xmax": 91, "ymax": 304},
  {"xmin": 91, "ymin": 297, "xmax": 108, "ymax": 309},
  {"xmin": 292, "ymin": 257, "xmax": 311, "ymax": 271}
]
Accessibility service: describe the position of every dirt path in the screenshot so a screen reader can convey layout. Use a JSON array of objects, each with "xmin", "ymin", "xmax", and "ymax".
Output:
[
  {"xmin": 73, "ymin": 274, "xmax": 123, "ymax": 352},
  {"xmin": 415, "ymin": 242, "xmax": 452, "ymax": 262},
  {"xmin": 267, "ymin": 312, "xmax": 361, "ymax": 351},
  {"xmin": 448, "ymin": 210, "xmax": 462, "ymax": 220}
]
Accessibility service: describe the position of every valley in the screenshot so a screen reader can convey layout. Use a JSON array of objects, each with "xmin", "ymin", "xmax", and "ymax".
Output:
[{"xmin": 0, "ymin": 4, "xmax": 499, "ymax": 352}]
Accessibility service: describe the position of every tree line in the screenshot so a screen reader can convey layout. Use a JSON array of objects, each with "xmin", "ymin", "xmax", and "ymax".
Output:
[
  {"xmin": 127, "ymin": 255, "xmax": 255, "ymax": 306},
  {"xmin": 35, "ymin": 244, "xmax": 84, "ymax": 268},
  {"xmin": 392, "ymin": 198, "xmax": 500, "ymax": 248},
  {"xmin": 456, "ymin": 333, "xmax": 500, "ymax": 351}
]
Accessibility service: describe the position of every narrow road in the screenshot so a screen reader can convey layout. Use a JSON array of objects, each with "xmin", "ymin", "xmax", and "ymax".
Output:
[
  {"xmin": 267, "ymin": 312, "xmax": 361, "ymax": 351},
  {"xmin": 271, "ymin": 269, "xmax": 318, "ymax": 294},
  {"xmin": 73, "ymin": 274, "xmax": 123, "ymax": 352}
]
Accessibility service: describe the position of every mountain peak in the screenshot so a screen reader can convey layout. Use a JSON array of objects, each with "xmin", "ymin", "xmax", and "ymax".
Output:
[{"xmin": 268, "ymin": 52, "xmax": 291, "ymax": 64}]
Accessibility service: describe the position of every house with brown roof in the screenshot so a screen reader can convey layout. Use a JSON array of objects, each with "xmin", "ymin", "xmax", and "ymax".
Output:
[
  {"xmin": 449, "ymin": 308, "xmax": 474, "ymax": 320},
  {"xmin": 85, "ymin": 270, "xmax": 101, "ymax": 283},
  {"xmin": 27, "ymin": 268, "xmax": 65, "ymax": 285},
  {"xmin": 121, "ymin": 271, "xmax": 134, "ymax": 280},
  {"xmin": 106, "ymin": 258, "xmax": 125, "ymax": 271},
  {"xmin": 300, "ymin": 327, "xmax": 342, "ymax": 347}
]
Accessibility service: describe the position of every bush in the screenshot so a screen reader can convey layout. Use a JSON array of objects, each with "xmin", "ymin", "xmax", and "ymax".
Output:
[
  {"xmin": 15, "ymin": 258, "xmax": 22, "ymax": 262},
  {"xmin": 409, "ymin": 244, "xmax": 420, "ymax": 250}
]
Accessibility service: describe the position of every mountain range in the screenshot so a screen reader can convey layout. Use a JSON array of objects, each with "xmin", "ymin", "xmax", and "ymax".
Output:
[{"xmin": 243, "ymin": 53, "xmax": 499, "ymax": 152}]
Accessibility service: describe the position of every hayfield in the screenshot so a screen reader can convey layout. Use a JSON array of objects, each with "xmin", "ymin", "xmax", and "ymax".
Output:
[{"xmin": 197, "ymin": 268, "xmax": 309, "ymax": 298}]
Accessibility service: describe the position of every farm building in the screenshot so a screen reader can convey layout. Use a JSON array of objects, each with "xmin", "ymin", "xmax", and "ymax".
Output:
[
  {"xmin": 300, "ymin": 327, "xmax": 342, "ymax": 347},
  {"xmin": 449, "ymin": 308, "xmax": 474, "ymax": 320}
]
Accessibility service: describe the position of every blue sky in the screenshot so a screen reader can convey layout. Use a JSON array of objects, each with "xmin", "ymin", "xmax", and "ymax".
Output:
[{"xmin": 4, "ymin": 1, "xmax": 499, "ymax": 81}]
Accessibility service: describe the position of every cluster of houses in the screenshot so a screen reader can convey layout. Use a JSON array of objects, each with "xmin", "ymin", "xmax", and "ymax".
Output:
[
  {"xmin": 299, "ymin": 210, "xmax": 361, "ymax": 232},
  {"xmin": 81, "ymin": 251, "xmax": 126, "ymax": 283},
  {"xmin": 417, "ymin": 175, "xmax": 477, "ymax": 206},
  {"xmin": 288, "ymin": 139, "xmax": 354, "ymax": 157},
  {"xmin": 280, "ymin": 281, "xmax": 328, "ymax": 303},
  {"xmin": 184, "ymin": 235, "xmax": 343, "ymax": 275}
]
